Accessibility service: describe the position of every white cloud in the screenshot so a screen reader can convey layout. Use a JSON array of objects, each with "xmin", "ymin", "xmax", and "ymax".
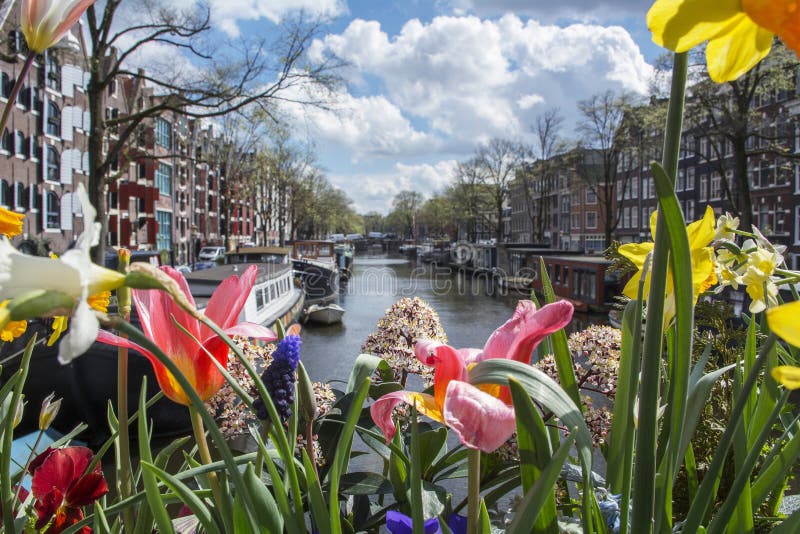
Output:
[
  {"xmin": 311, "ymin": 14, "xmax": 653, "ymax": 147},
  {"xmin": 209, "ymin": 0, "xmax": 348, "ymax": 37},
  {"xmin": 329, "ymin": 160, "xmax": 458, "ymax": 213},
  {"xmin": 446, "ymin": 0, "xmax": 645, "ymax": 22}
]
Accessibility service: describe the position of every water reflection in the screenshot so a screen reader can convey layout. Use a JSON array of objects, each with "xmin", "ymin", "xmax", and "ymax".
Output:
[{"xmin": 300, "ymin": 254, "xmax": 607, "ymax": 383}]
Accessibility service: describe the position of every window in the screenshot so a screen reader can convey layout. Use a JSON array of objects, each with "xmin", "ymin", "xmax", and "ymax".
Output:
[
  {"xmin": 155, "ymin": 118, "xmax": 172, "ymax": 149},
  {"xmin": 29, "ymin": 136, "xmax": 38, "ymax": 159},
  {"xmin": 623, "ymin": 207, "xmax": 630, "ymax": 229},
  {"xmin": 699, "ymin": 175, "xmax": 708, "ymax": 201},
  {"xmin": 14, "ymin": 131, "xmax": 25, "ymax": 157},
  {"xmin": 571, "ymin": 213, "xmax": 580, "ymax": 229},
  {"xmin": 45, "ymin": 191, "xmax": 59, "ymax": 230},
  {"xmin": 156, "ymin": 210, "xmax": 172, "ymax": 250},
  {"xmin": 677, "ymin": 169, "xmax": 684, "ymax": 191},
  {"xmin": 14, "ymin": 182, "xmax": 26, "ymax": 210},
  {"xmin": 687, "ymin": 167, "xmax": 695, "ymax": 191},
  {"xmin": 586, "ymin": 211, "xmax": 597, "ymax": 229},
  {"xmin": 586, "ymin": 189, "xmax": 597, "ymax": 204},
  {"xmin": 1, "ymin": 129, "xmax": 11, "ymax": 152},
  {"xmin": 631, "ymin": 177, "xmax": 638, "ymax": 198},
  {"xmin": 7, "ymin": 31, "xmax": 27, "ymax": 55},
  {"xmin": 710, "ymin": 172, "xmax": 721, "ymax": 200},
  {"xmin": 0, "ymin": 180, "xmax": 9, "ymax": 207},
  {"xmin": 15, "ymin": 85, "xmax": 27, "ymax": 108},
  {"xmin": 46, "ymin": 146, "xmax": 59, "ymax": 182},
  {"xmin": 45, "ymin": 54, "xmax": 60, "ymax": 91},
  {"xmin": 108, "ymin": 79, "xmax": 117, "ymax": 97},
  {"xmin": 686, "ymin": 199, "xmax": 695, "ymax": 221},
  {"xmin": 46, "ymin": 101, "xmax": 60, "ymax": 136},
  {"xmin": 631, "ymin": 206, "xmax": 638, "ymax": 228},
  {"xmin": 648, "ymin": 177, "xmax": 655, "ymax": 198},
  {"xmin": 156, "ymin": 162, "xmax": 172, "ymax": 195},
  {"xmin": 0, "ymin": 71, "xmax": 10, "ymax": 99}
]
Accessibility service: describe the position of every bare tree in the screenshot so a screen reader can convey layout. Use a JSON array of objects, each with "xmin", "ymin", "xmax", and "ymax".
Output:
[
  {"xmin": 683, "ymin": 41, "xmax": 798, "ymax": 230},
  {"xmin": 520, "ymin": 108, "xmax": 564, "ymax": 242},
  {"xmin": 475, "ymin": 138, "xmax": 530, "ymax": 244},
  {"xmin": 83, "ymin": 0, "xmax": 341, "ymax": 260}
]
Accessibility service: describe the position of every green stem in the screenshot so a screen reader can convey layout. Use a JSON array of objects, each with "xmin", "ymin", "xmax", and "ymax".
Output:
[
  {"xmin": 13, "ymin": 429, "xmax": 43, "ymax": 507},
  {"xmin": 254, "ymin": 420, "xmax": 270, "ymax": 478},
  {"xmin": 631, "ymin": 51, "xmax": 688, "ymax": 534},
  {"xmin": 0, "ymin": 51, "xmax": 35, "ymax": 135},
  {"xmin": 117, "ymin": 339, "xmax": 135, "ymax": 530},
  {"xmin": 190, "ymin": 406, "xmax": 226, "ymax": 515},
  {"xmin": 467, "ymin": 449, "xmax": 481, "ymax": 534}
]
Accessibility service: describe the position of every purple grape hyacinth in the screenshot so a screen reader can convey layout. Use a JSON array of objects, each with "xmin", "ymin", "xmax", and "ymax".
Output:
[{"xmin": 253, "ymin": 334, "xmax": 301, "ymax": 422}]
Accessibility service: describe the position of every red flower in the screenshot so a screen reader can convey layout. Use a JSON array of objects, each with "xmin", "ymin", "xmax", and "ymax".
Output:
[
  {"xmin": 28, "ymin": 447, "xmax": 108, "ymax": 533},
  {"xmin": 97, "ymin": 266, "xmax": 277, "ymax": 405}
]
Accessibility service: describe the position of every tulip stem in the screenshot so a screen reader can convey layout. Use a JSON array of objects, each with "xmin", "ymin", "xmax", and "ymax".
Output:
[
  {"xmin": 0, "ymin": 51, "xmax": 35, "ymax": 136},
  {"xmin": 190, "ymin": 406, "xmax": 226, "ymax": 514},
  {"xmin": 116, "ymin": 341, "xmax": 135, "ymax": 529},
  {"xmin": 467, "ymin": 449, "xmax": 481, "ymax": 534}
]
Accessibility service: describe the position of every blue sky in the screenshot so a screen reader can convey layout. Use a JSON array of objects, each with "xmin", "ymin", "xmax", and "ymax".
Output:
[{"xmin": 205, "ymin": 0, "xmax": 665, "ymax": 213}]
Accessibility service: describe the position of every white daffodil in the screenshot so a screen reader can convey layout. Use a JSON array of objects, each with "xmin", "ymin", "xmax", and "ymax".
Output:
[{"xmin": 0, "ymin": 183, "xmax": 124, "ymax": 363}]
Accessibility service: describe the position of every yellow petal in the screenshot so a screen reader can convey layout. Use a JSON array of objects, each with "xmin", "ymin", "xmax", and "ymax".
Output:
[
  {"xmin": 690, "ymin": 247, "xmax": 717, "ymax": 297},
  {"xmin": 771, "ymin": 366, "xmax": 800, "ymax": 390},
  {"xmin": 0, "ymin": 300, "xmax": 26, "ymax": 341},
  {"xmin": 686, "ymin": 206, "xmax": 717, "ymax": 250},
  {"xmin": 647, "ymin": 0, "xmax": 743, "ymax": 52},
  {"xmin": 743, "ymin": 0, "xmax": 800, "ymax": 56},
  {"xmin": 622, "ymin": 270, "xmax": 647, "ymax": 301},
  {"xmin": 407, "ymin": 392, "xmax": 445, "ymax": 424},
  {"xmin": 48, "ymin": 316, "xmax": 69, "ymax": 346},
  {"xmin": 766, "ymin": 301, "xmax": 800, "ymax": 347},
  {"xmin": 0, "ymin": 207, "xmax": 24, "ymax": 238},
  {"xmin": 706, "ymin": 16, "xmax": 773, "ymax": 82},
  {"xmin": 619, "ymin": 242, "xmax": 655, "ymax": 269},
  {"xmin": 87, "ymin": 291, "xmax": 111, "ymax": 313}
]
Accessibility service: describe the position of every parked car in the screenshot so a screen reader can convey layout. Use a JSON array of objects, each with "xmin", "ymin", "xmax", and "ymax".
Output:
[
  {"xmin": 346, "ymin": 233, "xmax": 364, "ymax": 241},
  {"xmin": 197, "ymin": 246, "xmax": 225, "ymax": 262},
  {"xmin": 327, "ymin": 234, "xmax": 346, "ymax": 242}
]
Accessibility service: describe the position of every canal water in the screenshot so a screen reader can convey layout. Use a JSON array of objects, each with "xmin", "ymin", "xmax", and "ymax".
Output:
[{"xmin": 300, "ymin": 253, "xmax": 606, "ymax": 383}]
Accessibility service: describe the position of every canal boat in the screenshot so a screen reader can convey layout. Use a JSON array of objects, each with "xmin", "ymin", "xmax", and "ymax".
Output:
[
  {"xmin": 304, "ymin": 303, "xmax": 346, "ymax": 325},
  {"xmin": 451, "ymin": 242, "xmax": 497, "ymax": 273},
  {"xmin": 291, "ymin": 240, "xmax": 341, "ymax": 306},
  {"xmin": 334, "ymin": 242, "xmax": 354, "ymax": 281}
]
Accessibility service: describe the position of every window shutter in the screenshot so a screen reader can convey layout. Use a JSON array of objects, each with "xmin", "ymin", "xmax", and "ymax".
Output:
[
  {"xmin": 83, "ymin": 111, "xmax": 90, "ymax": 131},
  {"xmin": 72, "ymin": 190, "xmax": 82, "ymax": 215},
  {"xmin": 72, "ymin": 107, "xmax": 83, "ymax": 131},
  {"xmin": 61, "ymin": 106, "xmax": 73, "ymax": 141},
  {"xmin": 60, "ymin": 192, "xmax": 73, "ymax": 230},
  {"xmin": 82, "ymin": 151, "xmax": 89, "ymax": 172},
  {"xmin": 60, "ymin": 149, "xmax": 73, "ymax": 184}
]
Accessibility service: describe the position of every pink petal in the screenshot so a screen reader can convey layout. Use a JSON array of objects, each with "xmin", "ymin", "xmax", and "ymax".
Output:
[
  {"xmin": 370, "ymin": 391, "xmax": 442, "ymax": 442},
  {"xmin": 202, "ymin": 265, "xmax": 258, "ymax": 336},
  {"xmin": 414, "ymin": 339, "xmax": 442, "ymax": 366},
  {"xmin": 431, "ymin": 344, "xmax": 467, "ymax": 411},
  {"xmin": 481, "ymin": 300, "xmax": 574, "ymax": 364},
  {"xmin": 96, "ymin": 329, "xmax": 159, "ymax": 364},
  {"xmin": 442, "ymin": 381, "xmax": 516, "ymax": 453},
  {"xmin": 222, "ymin": 322, "xmax": 277, "ymax": 341}
]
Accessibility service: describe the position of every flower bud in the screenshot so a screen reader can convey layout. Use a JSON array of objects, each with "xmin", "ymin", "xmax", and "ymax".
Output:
[
  {"xmin": 13, "ymin": 395, "xmax": 25, "ymax": 429},
  {"xmin": 116, "ymin": 248, "xmax": 132, "ymax": 317},
  {"xmin": 296, "ymin": 361, "xmax": 317, "ymax": 422},
  {"xmin": 39, "ymin": 393, "xmax": 62, "ymax": 431}
]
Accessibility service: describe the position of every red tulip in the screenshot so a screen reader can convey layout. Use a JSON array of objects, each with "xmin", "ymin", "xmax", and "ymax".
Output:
[
  {"xmin": 98, "ymin": 266, "xmax": 277, "ymax": 405},
  {"xmin": 28, "ymin": 446, "xmax": 108, "ymax": 534},
  {"xmin": 371, "ymin": 300, "xmax": 573, "ymax": 452}
]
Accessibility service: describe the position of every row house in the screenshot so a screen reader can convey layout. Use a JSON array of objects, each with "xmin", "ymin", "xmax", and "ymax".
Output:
[{"xmin": 1, "ymin": 14, "xmax": 90, "ymax": 253}]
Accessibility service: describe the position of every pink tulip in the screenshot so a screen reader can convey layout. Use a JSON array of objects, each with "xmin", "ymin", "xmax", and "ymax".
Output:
[
  {"xmin": 21, "ymin": 0, "xmax": 96, "ymax": 53},
  {"xmin": 371, "ymin": 300, "xmax": 573, "ymax": 453},
  {"xmin": 98, "ymin": 266, "xmax": 277, "ymax": 406}
]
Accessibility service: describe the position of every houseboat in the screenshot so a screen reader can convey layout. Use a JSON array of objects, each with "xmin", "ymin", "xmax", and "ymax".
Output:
[
  {"xmin": 451, "ymin": 242, "xmax": 497, "ymax": 273},
  {"xmin": 291, "ymin": 240, "xmax": 341, "ymax": 306}
]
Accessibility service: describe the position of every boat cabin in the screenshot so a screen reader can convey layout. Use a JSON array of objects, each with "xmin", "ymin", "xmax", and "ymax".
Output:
[
  {"xmin": 291, "ymin": 241, "xmax": 336, "ymax": 264},
  {"xmin": 530, "ymin": 255, "xmax": 622, "ymax": 312}
]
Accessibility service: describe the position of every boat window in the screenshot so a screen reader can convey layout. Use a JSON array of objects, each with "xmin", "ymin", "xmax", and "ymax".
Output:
[
  {"xmin": 255, "ymin": 288, "xmax": 264, "ymax": 309},
  {"xmin": 270, "ymin": 284, "xmax": 277, "ymax": 301},
  {"xmin": 318, "ymin": 246, "xmax": 332, "ymax": 257},
  {"xmin": 563, "ymin": 267, "xmax": 569, "ymax": 285},
  {"xmin": 554, "ymin": 265, "xmax": 561, "ymax": 284}
]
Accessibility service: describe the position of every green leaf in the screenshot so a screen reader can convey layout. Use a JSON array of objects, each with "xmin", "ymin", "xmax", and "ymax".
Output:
[
  {"xmin": 538, "ymin": 257, "xmax": 581, "ymax": 408},
  {"xmin": 303, "ymin": 450, "xmax": 331, "ymax": 534},
  {"xmin": 410, "ymin": 403, "xmax": 425, "ymax": 534},
  {"xmin": 242, "ymin": 464, "xmax": 284, "ymax": 534},
  {"xmin": 418, "ymin": 428, "xmax": 448, "ymax": 475},
  {"xmin": 752, "ymin": 416, "xmax": 800, "ymax": 506},
  {"xmin": 509, "ymin": 378, "xmax": 557, "ymax": 534},
  {"xmin": 339, "ymin": 472, "xmax": 393, "ymax": 495},
  {"xmin": 770, "ymin": 508, "xmax": 800, "ymax": 534},
  {"xmin": 346, "ymin": 354, "xmax": 392, "ymax": 394},
  {"xmin": 507, "ymin": 433, "xmax": 576, "ymax": 534},
  {"xmin": 137, "ymin": 379, "xmax": 175, "ymax": 534},
  {"xmin": 140, "ymin": 461, "xmax": 220, "ymax": 534},
  {"xmin": 329, "ymin": 377, "xmax": 371, "ymax": 531}
]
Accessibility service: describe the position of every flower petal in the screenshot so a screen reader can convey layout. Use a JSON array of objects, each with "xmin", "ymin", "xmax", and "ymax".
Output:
[
  {"xmin": 385, "ymin": 511, "xmax": 441, "ymax": 534},
  {"xmin": 57, "ymin": 298, "xmax": 99, "ymax": 364},
  {"xmin": 766, "ymin": 301, "xmax": 800, "ymax": 348},
  {"xmin": 618, "ymin": 242, "xmax": 654, "ymax": 270},
  {"xmin": 646, "ymin": 0, "xmax": 743, "ymax": 52},
  {"xmin": 370, "ymin": 391, "xmax": 442, "ymax": 442},
  {"xmin": 482, "ymin": 300, "xmax": 574, "ymax": 364},
  {"xmin": 0, "ymin": 207, "xmax": 24, "ymax": 237},
  {"xmin": 443, "ymin": 381, "xmax": 516, "ymax": 453},
  {"xmin": 705, "ymin": 16, "xmax": 773, "ymax": 82},
  {"xmin": 222, "ymin": 322, "xmax": 277, "ymax": 341},
  {"xmin": 743, "ymin": 0, "xmax": 800, "ymax": 55},
  {"xmin": 203, "ymin": 264, "xmax": 258, "ymax": 334},
  {"xmin": 771, "ymin": 366, "xmax": 800, "ymax": 390},
  {"xmin": 431, "ymin": 344, "xmax": 468, "ymax": 410},
  {"xmin": 686, "ymin": 205, "xmax": 716, "ymax": 249}
]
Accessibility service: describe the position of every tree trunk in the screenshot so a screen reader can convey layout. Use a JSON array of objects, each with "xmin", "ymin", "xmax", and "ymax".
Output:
[
  {"xmin": 733, "ymin": 135, "xmax": 752, "ymax": 231},
  {"xmin": 87, "ymin": 67, "xmax": 108, "ymax": 264}
]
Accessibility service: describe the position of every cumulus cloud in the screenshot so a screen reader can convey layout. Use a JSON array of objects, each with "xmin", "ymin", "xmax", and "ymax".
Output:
[
  {"xmin": 209, "ymin": 0, "xmax": 348, "ymax": 37},
  {"xmin": 328, "ymin": 160, "xmax": 458, "ymax": 213},
  {"xmin": 446, "ymin": 0, "xmax": 645, "ymax": 22},
  {"xmin": 310, "ymin": 14, "xmax": 653, "ymax": 149}
]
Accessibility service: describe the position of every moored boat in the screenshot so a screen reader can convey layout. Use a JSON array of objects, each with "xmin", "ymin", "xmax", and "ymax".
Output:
[
  {"xmin": 304, "ymin": 303, "xmax": 346, "ymax": 325},
  {"xmin": 291, "ymin": 240, "xmax": 341, "ymax": 306}
]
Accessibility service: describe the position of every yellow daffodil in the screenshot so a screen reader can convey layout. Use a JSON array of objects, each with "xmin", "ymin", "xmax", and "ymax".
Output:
[
  {"xmin": 647, "ymin": 0, "xmax": 800, "ymax": 83},
  {"xmin": 0, "ymin": 299, "xmax": 27, "ymax": 341},
  {"xmin": 0, "ymin": 207, "xmax": 24, "ymax": 238},
  {"xmin": 619, "ymin": 205, "xmax": 717, "ymax": 320},
  {"xmin": 766, "ymin": 301, "xmax": 800, "ymax": 389}
]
